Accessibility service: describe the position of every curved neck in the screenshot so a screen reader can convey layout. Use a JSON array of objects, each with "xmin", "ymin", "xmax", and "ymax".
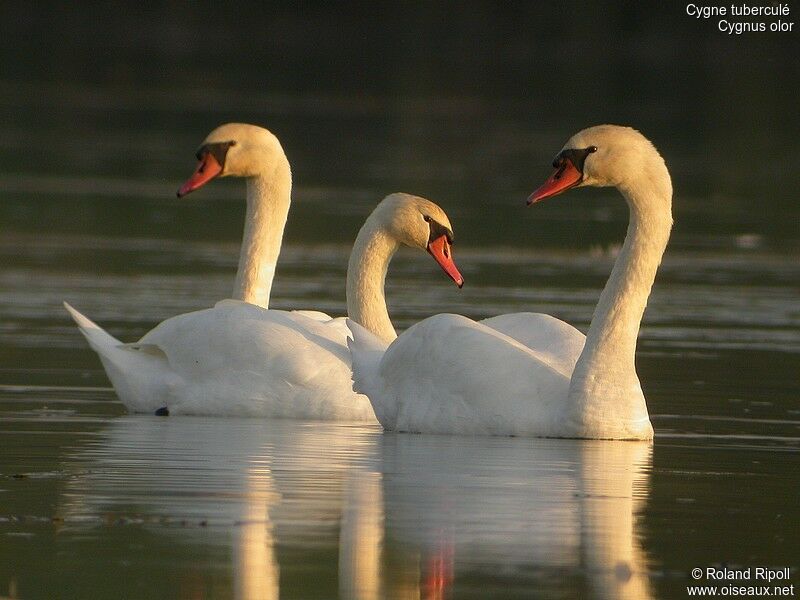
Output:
[
  {"xmin": 568, "ymin": 176, "xmax": 672, "ymax": 430},
  {"xmin": 232, "ymin": 163, "xmax": 292, "ymax": 308},
  {"xmin": 346, "ymin": 218, "xmax": 400, "ymax": 345}
]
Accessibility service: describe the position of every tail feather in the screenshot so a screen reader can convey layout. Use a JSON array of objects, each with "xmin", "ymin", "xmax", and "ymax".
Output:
[
  {"xmin": 63, "ymin": 301, "xmax": 122, "ymax": 351},
  {"xmin": 64, "ymin": 302, "xmax": 172, "ymax": 413},
  {"xmin": 346, "ymin": 318, "xmax": 388, "ymax": 408}
]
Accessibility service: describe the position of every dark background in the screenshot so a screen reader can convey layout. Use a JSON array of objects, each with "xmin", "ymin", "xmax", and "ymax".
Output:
[{"xmin": 1, "ymin": 2, "xmax": 798, "ymax": 250}]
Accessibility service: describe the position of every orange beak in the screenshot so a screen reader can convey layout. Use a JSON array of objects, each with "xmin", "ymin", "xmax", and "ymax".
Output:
[
  {"xmin": 427, "ymin": 234, "xmax": 464, "ymax": 288},
  {"xmin": 177, "ymin": 152, "xmax": 223, "ymax": 197},
  {"xmin": 526, "ymin": 158, "xmax": 582, "ymax": 205}
]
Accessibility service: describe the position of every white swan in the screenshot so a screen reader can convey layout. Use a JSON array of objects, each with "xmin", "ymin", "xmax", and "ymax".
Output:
[
  {"xmin": 64, "ymin": 124, "xmax": 462, "ymax": 419},
  {"xmin": 348, "ymin": 125, "xmax": 672, "ymax": 439},
  {"xmin": 177, "ymin": 122, "xmax": 292, "ymax": 309}
]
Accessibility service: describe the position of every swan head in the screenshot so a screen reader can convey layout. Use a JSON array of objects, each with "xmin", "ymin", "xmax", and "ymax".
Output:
[
  {"xmin": 527, "ymin": 125, "xmax": 670, "ymax": 204},
  {"xmin": 177, "ymin": 123, "xmax": 288, "ymax": 197},
  {"xmin": 376, "ymin": 193, "xmax": 464, "ymax": 288}
]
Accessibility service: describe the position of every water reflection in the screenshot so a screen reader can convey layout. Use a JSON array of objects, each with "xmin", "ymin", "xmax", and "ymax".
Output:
[
  {"xmin": 379, "ymin": 434, "xmax": 653, "ymax": 599},
  {"xmin": 339, "ymin": 471, "xmax": 383, "ymax": 600},
  {"xmin": 235, "ymin": 463, "xmax": 279, "ymax": 600},
  {"xmin": 56, "ymin": 418, "xmax": 652, "ymax": 599}
]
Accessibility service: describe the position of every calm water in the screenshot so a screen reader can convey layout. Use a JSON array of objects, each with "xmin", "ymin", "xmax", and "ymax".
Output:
[
  {"xmin": 1, "ymin": 176, "xmax": 798, "ymax": 599},
  {"xmin": 1, "ymin": 5, "xmax": 799, "ymax": 599}
]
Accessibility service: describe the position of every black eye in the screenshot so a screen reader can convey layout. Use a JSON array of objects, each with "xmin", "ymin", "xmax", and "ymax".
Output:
[
  {"xmin": 423, "ymin": 215, "xmax": 431, "ymax": 222},
  {"xmin": 588, "ymin": 145, "xmax": 598, "ymax": 153}
]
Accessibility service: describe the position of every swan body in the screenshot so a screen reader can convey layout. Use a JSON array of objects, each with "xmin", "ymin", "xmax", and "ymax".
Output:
[
  {"xmin": 66, "ymin": 123, "xmax": 366, "ymax": 417},
  {"xmin": 66, "ymin": 125, "xmax": 462, "ymax": 420},
  {"xmin": 65, "ymin": 300, "xmax": 377, "ymax": 419},
  {"xmin": 349, "ymin": 125, "xmax": 672, "ymax": 439}
]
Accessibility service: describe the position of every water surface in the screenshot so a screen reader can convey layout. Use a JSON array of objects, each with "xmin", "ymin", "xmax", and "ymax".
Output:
[
  {"xmin": 1, "ymin": 5, "xmax": 799, "ymax": 598},
  {"xmin": 1, "ymin": 226, "xmax": 797, "ymax": 598}
]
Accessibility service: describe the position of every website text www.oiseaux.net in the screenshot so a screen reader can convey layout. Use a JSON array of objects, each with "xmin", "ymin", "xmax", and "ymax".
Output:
[{"xmin": 687, "ymin": 567, "xmax": 794, "ymax": 597}]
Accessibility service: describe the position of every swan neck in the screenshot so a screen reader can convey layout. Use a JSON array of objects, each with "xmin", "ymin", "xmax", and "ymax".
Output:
[
  {"xmin": 346, "ymin": 218, "xmax": 399, "ymax": 345},
  {"xmin": 233, "ymin": 165, "xmax": 292, "ymax": 308},
  {"xmin": 567, "ymin": 177, "xmax": 672, "ymax": 431}
]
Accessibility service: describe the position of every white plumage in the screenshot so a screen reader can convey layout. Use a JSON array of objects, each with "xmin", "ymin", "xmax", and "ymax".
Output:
[
  {"xmin": 66, "ymin": 300, "xmax": 374, "ymax": 419},
  {"xmin": 66, "ymin": 125, "xmax": 462, "ymax": 422},
  {"xmin": 349, "ymin": 125, "xmax": 672, "ymax": 439}
]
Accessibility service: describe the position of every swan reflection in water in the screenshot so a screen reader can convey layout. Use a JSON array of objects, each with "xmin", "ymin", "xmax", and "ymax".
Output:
[
  {"xmin": 379, "ymin": 434, "xmax": 653, "ymax": 600},
  {"xmin": 56, "ymin": 417, "xmax": 652, "ymax": 599}
]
